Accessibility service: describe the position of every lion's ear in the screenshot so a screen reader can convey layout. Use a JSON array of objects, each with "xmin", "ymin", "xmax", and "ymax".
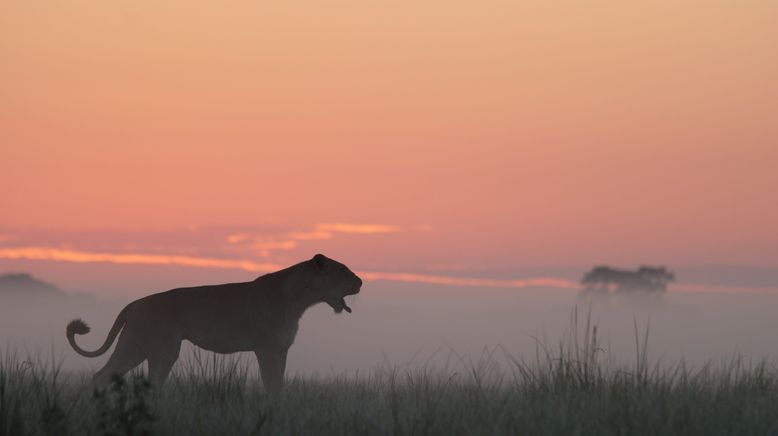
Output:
[{"xmin": 313, "ymin": 253, "xmax": 328, "ymax": 272}]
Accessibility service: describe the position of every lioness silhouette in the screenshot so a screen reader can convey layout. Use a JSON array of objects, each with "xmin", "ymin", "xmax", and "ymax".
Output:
[{"xmin": 66, "ymin": 254, "xmax": 362, "ymax": 392}]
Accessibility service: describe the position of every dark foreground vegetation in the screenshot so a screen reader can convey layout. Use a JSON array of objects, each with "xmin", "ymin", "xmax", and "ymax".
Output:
[{"xmin": 3, "ymin": 317, "xmax": 778, "ymax": 436}]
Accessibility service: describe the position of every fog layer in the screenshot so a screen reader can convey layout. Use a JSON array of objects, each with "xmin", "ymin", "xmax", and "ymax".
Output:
[{"xmin": 2, "ymin": 281, "xmax": 776, "ymax": 377}]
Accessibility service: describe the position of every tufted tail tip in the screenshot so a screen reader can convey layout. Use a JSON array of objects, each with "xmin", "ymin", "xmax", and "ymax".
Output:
[{"xmin": 67, "ymin": 319, "xmax": 90, "ymax": 336}]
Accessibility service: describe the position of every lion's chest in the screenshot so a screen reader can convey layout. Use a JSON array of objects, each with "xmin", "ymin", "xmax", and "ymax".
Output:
[
  {"xmin": 182, "ymin": 316, "xmax": 256, "ymax": 353},
  {"xmin": 181, "ymin": 313, "xmax": 299, "ymax": 353},
  {"xmin": 270, "ymin": 321, "xmax": 299, "ymax": 349}
]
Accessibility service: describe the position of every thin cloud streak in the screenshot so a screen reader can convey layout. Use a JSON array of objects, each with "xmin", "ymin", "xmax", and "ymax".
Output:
[
  {"xmin": 221, "ymin": 222, "xmax": 404, "ymax": 258},
  {"xmin": 315, "ymin": 223, "xmax": 402, "ymax": 234},
  {"xmin": 672, "ymin": 283, "xmax": 778, "ymax": 294},
  {"xmin": 251, "ymin": 241, "xmax": 298, "ymax": 251},
  {"xmin": 0, "ymin": 247, "xmax": 282, "ymax": 273},
  {"xmin": 358, "ymin": 271, "xmax": 579, "ymax": 289},
  {"xmin": 226, "ymin": 233, "xmax": 251, "ymax": 244},
  {"xmin": 287, "ymin": 231, "xmax": 334, "ymax": 241}
]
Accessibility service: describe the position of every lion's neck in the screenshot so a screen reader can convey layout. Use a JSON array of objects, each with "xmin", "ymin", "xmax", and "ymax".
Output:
[
  {"xmin": 285, "ymin": 292, "xmax": 324, "ymax": 320},
  {"xmin": 272, "ymin": 265, "xmax": 326, "ymax": 320}
]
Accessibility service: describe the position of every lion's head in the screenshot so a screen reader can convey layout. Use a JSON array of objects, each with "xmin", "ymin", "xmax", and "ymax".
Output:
[{"xmin": 310, "ymin": 253, "xmax": 362, "ymax": 313}]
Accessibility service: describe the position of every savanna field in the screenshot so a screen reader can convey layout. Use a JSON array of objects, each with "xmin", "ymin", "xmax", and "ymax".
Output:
[
  {"xmin": 3, "ymin": 0, "xmax": 778, "ymax": 434},
  {"xmin": 4, "ymin": 313, "xmax": 778, "ymax": 436}
]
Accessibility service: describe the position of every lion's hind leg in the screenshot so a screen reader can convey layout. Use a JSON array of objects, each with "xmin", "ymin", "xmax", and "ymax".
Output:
[
  {"xmin": 146, "ymin": 337, "xmax": 181, "ymax": 386},
  {"xmin": 93, "ymin": 329, "xmax": 146, "ymax": 386}
]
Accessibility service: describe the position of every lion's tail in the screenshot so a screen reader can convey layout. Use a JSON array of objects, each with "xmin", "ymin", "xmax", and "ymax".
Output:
[{"xmin": 66, "ymin": 304, "xmax": 132, "ymax": 358}]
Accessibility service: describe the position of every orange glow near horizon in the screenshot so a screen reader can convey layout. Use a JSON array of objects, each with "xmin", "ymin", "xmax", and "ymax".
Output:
[
  {"xmin": 3, "ymin": 245, "xmax": 778, "ymax": 295},
  {"xmin": 0, "ymin": 245, "xmax": 578, "ymax": 290},
  {"xmin": 1, "ymin": 0, "xmax": 777, "ymax": 284}
]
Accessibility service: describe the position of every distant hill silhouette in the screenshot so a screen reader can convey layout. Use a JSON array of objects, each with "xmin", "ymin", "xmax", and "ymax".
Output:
[{"xmin": 0, "ymin": 273, "xmax": 63, "ymax": 297}]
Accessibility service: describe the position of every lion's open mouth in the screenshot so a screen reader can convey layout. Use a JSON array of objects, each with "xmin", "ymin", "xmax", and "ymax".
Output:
[
  {"xmin": 327, "ymin": 283, "xmax": 359, "ymax": 314},
  {"xmin": 328, "ymin": 297, "xmax": 352, "ymax": 314}
]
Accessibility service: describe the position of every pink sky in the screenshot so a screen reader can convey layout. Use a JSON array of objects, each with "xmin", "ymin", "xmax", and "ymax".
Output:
[{"xmin": 1, "ymin": 0, "xmax": 777, "ymax": 292}]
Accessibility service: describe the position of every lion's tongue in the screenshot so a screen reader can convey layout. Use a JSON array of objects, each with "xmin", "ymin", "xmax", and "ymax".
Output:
[{"xmin": 341, "ymin": 298, "xmax": 352, "ymax": 313}]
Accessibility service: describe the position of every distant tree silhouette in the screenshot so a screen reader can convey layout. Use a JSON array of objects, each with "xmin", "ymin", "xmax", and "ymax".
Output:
[
  {"xmin": 581, "ymin": 266, "xmax": 674, "ymax": 293},
  {"xmin": 636, "ymin": 267, "xmax": 675, "ymax": 291}
]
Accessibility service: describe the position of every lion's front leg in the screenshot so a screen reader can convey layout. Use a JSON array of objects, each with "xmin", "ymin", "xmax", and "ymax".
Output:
[{"xmin": 255, "ymin": 347, "xmax": 288, "ymax": 395}]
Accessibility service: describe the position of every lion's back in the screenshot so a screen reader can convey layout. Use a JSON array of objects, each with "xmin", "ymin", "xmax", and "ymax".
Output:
[{"xmin": 127, "ymin": 282, "xmax": 258, "ymax": 327}]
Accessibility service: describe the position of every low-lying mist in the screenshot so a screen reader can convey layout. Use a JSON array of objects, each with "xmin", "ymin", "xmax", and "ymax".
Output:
[{"xmin": 2, "ymin": 280, "xmax": 777, "ymax": 378}]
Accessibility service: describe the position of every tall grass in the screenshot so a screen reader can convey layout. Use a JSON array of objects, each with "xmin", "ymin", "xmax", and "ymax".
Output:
[{"xmin": 2, "ymin": 311, "xmax": 778, "ymax": 435}]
